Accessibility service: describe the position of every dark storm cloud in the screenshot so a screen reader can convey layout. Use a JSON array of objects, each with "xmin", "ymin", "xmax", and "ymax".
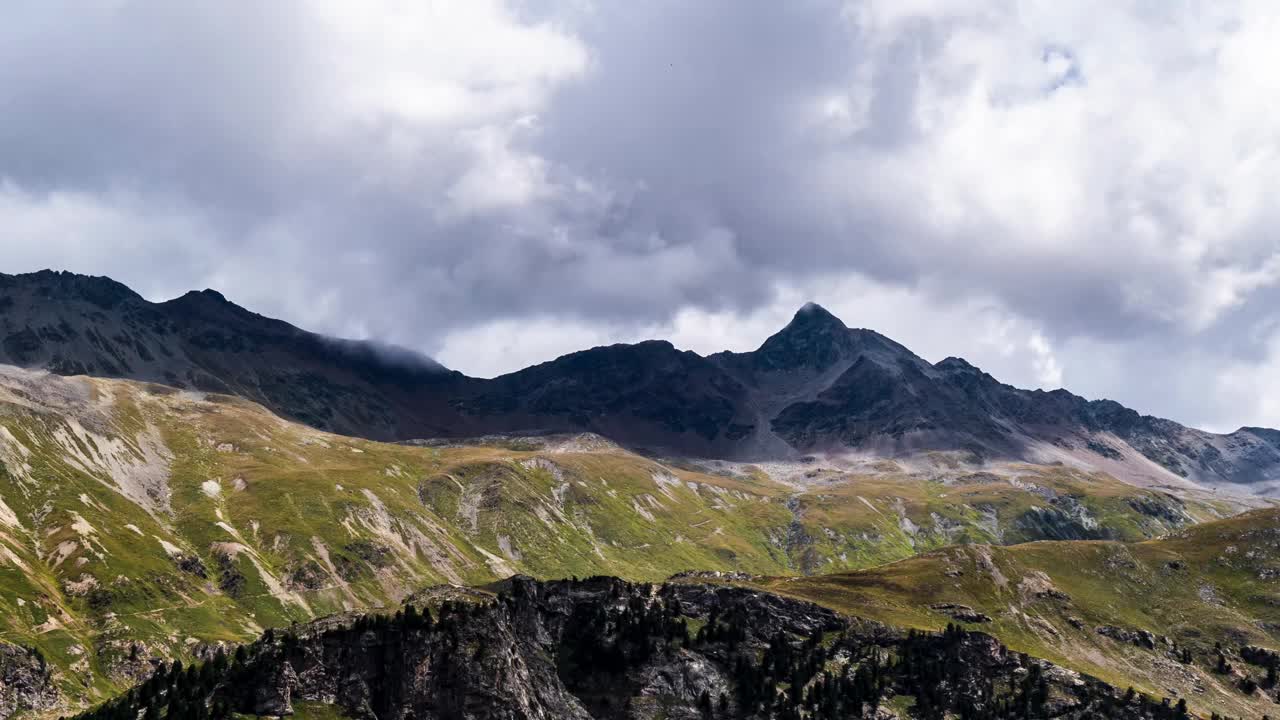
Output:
[
  {"xmin": 2, "ymin": 0, "xmax": 1280, "ymax": 430},
  {"xmin": 0, "ymin": 5, "xmax": 304, "ymax": 217}
]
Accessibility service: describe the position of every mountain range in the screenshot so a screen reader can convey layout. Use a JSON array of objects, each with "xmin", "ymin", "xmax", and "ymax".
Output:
[
  {"xmin": 3, "ymin": 270, "xmax": 1280, "ymax": 494},
  {"xmin": 3, "ymin": 270, "xmax": 1280, "ymax": 718}
]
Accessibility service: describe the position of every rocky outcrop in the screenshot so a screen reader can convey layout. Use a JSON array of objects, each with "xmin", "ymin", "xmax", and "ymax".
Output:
[
  {"xmin": 78, "ymin": 577, "xmax": 1177, "ymax": 720},
  {"xmin": 929, "ymin": 602, "xmax": 993, "ymax": 623},
  {"xmin": 1096, "ymin": 625, "xmax": 1160, "ymax": 650},
  {"xmin": 0, "ymin": 642, "xmax": 58, "ymax": 719}
]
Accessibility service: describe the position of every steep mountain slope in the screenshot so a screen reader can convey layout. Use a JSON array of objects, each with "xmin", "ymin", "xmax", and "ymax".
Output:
[
  {"xmin": 714, "ymin": 304, "xmax": 1280, "ymax": 493},
  {"xmin": 455, "ymin": 339, "xmax": 757, "ymax": 456},
  {"xmin": 5, "ymin": 271, "xmax": 1280, "ymax": 494},
  {"xmin": 77, "ymin": 577, "xmax": 1166, "ymax": 720},
  {"xmin": 751, "ymin": 508, "xmax": 1280, "ymax": 719},
  {"xmin": 0, "ymin": 270, "xmax": 464, "ymax": 441},
  {"xmin": 0, "ymin": 368, "xmax": 1247, "ymax": 714}
]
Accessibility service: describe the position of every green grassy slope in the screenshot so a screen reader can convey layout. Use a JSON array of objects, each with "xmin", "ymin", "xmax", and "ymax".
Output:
[
  {"xmin": 752, "ymin": 508, "xmax": 1280, "ymax": 719},
  {"xmin": 765, "ymin": 461, "xmax": 1241, "ymax": 574},
  {"xmin": 0, "ymin": 368, "xmax": 1262, "ymax": 715}
]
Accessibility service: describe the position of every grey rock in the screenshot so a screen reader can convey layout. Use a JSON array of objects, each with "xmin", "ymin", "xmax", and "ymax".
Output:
[
  {"xmin": 0, "ymin": 642, "xmax": 58, "ymax": 720},
  {"xmin": 1096, "ymin": 625, "xmax": 1157, "ymax": 650},
  {"xmin": 930, "ymin": 602, "xmax": 993, "ymax": 623}
]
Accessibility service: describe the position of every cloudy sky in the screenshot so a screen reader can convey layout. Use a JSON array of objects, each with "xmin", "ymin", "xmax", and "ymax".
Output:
[{"xmin": 2, "ymin": 0, "xmax": 1279, "ymax": 432}]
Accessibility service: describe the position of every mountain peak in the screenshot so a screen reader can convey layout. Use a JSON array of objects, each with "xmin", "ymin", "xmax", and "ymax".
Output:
[
  {"xmin": 169, "ymin": 288, "xmax": 229, "ymax": 304},
  {"xmin": 935, "ymin": 356, "xmax": 979, "ymax": 373},
  {"xmin": 767, "ymin": 303, "xmax": 849, "ymax": 344},
  {"xmin": 751, "ymin": 303, "xmax": 853, "ymax": 372},
  {"xmin": 790, "ymin": 302, "xmax": 846, "ymax": 330},
  {"xmin": 161, "ymin": 287, "xmax": 257, "ymax": 322}
]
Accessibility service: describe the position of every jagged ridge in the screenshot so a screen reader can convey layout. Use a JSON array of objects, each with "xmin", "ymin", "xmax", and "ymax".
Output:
[
  {"xmin": 75, "ymin": 577, "xmax": 1163, "ymax": 720},
  {"xmin": 4, "ymin": 270, "xmax": 1280, "ymax": 492}
]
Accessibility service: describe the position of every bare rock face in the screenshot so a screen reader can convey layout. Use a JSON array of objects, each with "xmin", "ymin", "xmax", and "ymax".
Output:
[
  {"xmin": 0, "ymin": 642, "xmax": 58, "ymax": 719},
  {"xmin": 928, "ymin": 602, "xmax": 993, "ymax": 623},
  {"xmin": 93, "ymin": 638, "xmax": 159, "ymax": 684},
  {"xmin": 251, "ymin": 661, "xmax": 298, "ymax": 717},
  {"xmin": 630, "ymin": 650, "xmax": 730, "ymax": 719},
  {"xmin": 1096, "ymin": 625, "xmax": 1159, "ymax": 650},
  {"xmin": 80, "ymin": 577, "xmax": 1176, "ymax": 720}
]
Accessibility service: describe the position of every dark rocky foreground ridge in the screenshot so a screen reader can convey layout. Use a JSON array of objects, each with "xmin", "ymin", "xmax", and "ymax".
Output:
[
  {"xmin": 74, "ymin": 576, "xmax": 1178, "ymax": 720},
  {"xmin": 5, "ymin": 270, "xmax": 1280, "ymax": 492}
]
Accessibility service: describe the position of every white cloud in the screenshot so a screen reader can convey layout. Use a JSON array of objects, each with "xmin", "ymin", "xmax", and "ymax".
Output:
[
  {"xmin": 4, "ymin": 0, "xmax": 1280, "ymax": 433},
  {"xmin": 444, "ymin": 124, "xmax": 553, "ymax": 216},
  {"xmin": 815, "ymin": 0, "xmax": 1280, "ymax": 333},
  {"xmin": 305, "ymin": 0, "xmax": 587, "ymax": 127},
  {"xmin": 1027, "ymin": 332, "xmax": 1063, "ymax": 388},
  {"xmin": 0, "ymin": 182, "xmax": 220, "ymax": 301},
  {"xmin": 1218, "ymin": 330, "xmax": 1280, "ymax": 430}
]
